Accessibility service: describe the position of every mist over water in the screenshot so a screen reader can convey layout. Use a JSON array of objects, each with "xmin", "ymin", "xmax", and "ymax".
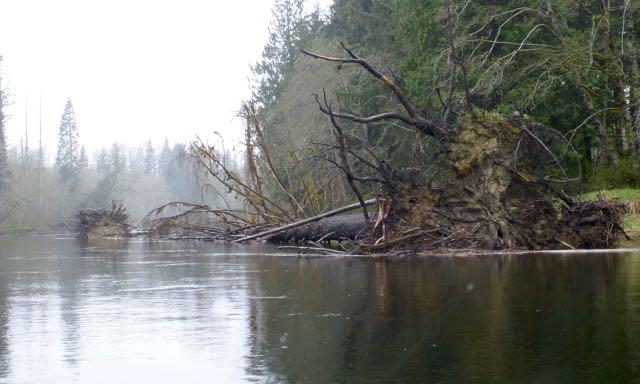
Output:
[{"xmin": 1, "ymin": 236, "xmax": 640, "ymax": 383}]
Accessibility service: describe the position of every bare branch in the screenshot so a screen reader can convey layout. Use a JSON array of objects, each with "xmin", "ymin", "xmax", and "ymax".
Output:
[
  {"xmin": 522, "ymin": 126, "xmax": 568, "ymax": 179},
  {"xmin": 322, "ymin": 90, "xmax": 370, "ymax": 223},
  {"xmin": 313, "ymin": 94, "xmax": 415, "ymax": 126},
  {"xmin": 302, "ymin": 44, "xmax": 446, "ymax": 138}
]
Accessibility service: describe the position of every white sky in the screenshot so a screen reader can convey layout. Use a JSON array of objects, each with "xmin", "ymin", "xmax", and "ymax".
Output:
[{"xmin": 0, "ymin": 0, "xmax": 330, "ymax": 161}]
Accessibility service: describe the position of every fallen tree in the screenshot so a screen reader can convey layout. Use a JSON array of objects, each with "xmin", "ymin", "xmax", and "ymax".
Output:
[
  {"xmin": 145, "ymin": 24, "xmax": 629, "ymax": 253},
  {"xmin": 292, "ymin": 43, "xmax": 628, "ymax": 252},
  {"xmin": 262, "ymin": 213, "xmax": 367, "ymax": 243},
  {"xmin": 145, "ymin": 198, "xmax": 374, "ymax": 242},
  {"xmin": 236, "ymin": 199, "xmax": 375, "ymax": 242},
  {"xmin": 74, "ymin": 202, "xmax": 131, "ymax": 239},
  {"xmin": 144, "ymin": 45, "xmax": 628, "ymax": 252}
]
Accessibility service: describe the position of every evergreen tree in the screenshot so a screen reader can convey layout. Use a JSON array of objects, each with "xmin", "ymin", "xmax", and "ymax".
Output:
[
  {"xmin": 78, "ymin": 146, "xmax": 89, "ymax": 169},
  {"xmin": 0, "ymin": 56, "xmax": 9, "ymax": 191},
  {"xmin": 95, "ymin": 148, "xmax": 109, "ymax": 173},
  {"xmin": 164, "ymin": 143, "xmax": 201, "ymax": 202},
  {"xmin": 327, "ymin": 0, "xmax": 391, "ymax": 49},
  {"xmin": 158, "ymin": 138, "xmax": 171, "ymax": 176},
  {"xmin": 109, "ymin": 143, "xmax": 126, "ymax": 175},
  {"xmin": 55, "ymin": 98, "xmax": 80, "ymax": 184},
  {"xmin": 127, "ymin": 146, "xmax": 144, "ymax": 175},
  {"xmin": 143, "ymin": 140, "xmax": 157, "ymax": 175},
  {"xmin": 251, "ymin": 0, "xmax": 321, "ymax": 109}
]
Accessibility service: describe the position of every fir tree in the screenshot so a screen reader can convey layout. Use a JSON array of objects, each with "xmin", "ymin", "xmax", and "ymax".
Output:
[
  {"xmin": 158, "ymin": 138, "xmax": 171, "ymax": 176},
  {"xmin": 251, "ymin": 0, "xmax": 319, "ymax": 109},
  {"xmin": 55, "ymin": 98, "xmax": 80, "ymax": 184},
  {"xmin": 0, "ymin": 56, "xmax": 8, "ymax": 191},
  {"xmin": 78, "ymin": 146, "xmax": 89, "ymax": 169},
  {"xmin": 143, "ymin": 140, "xmax": 157, "ymax": 175},
  {"xmin": 96, "ymin": 148, "xmax": 110, "ymax": 173},
  {"xmin": 109, "ymin": 143, "xmax": 126, "ymax": 175},
  {"xmin": 127, "ymin": 146, "xmax": 144, "ymax": 175}
]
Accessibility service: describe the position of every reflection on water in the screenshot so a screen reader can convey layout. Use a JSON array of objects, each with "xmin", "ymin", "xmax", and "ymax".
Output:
[{"xmin": 1, "ymin": 236, "xmax": 640, "ymax": 383}]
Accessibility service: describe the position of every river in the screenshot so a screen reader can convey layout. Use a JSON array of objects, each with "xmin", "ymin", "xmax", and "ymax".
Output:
[{"xmin": 1, "ymin": 235, "xmax": 640, "ymax": 383}]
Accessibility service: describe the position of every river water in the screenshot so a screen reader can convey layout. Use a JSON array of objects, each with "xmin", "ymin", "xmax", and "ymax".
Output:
[{"xmin": 1, "ymin": 235, "xmax": 640, "ymax": 383}]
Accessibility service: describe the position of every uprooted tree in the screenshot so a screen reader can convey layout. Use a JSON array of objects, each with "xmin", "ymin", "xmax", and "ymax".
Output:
[
  {"xmin": 145, "ymin": 40, "xmax": 627, "ymax": 252},
  {"xmin": 295, "ymin": 42, "xmax": 626, "ymax": 251},
  {"xmin": 74, "ymin": 202, "xmax": 131, "ymax": 239},
  {"xmin": 146, "ymin": 0, "xmax": 630, "ymax": 253}
]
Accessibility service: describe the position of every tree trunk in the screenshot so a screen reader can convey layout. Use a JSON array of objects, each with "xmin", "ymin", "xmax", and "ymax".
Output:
[
  {"xmin": 544, "ymin": 0, "xmax": 619, "ymax": 164},
  {"xmin": 601, "ymin": 3, "xmax": 630, "ymax": 154},
  {"xmin": 623, "ymin": 5, "xmax": 640, "ymax": 153},
  {"xmin": 573, "ymin": 73, "xmax": 620, "ymax": 164},
  {"xmin": 237, "ymin": 199, "xmax": 376, "ymax": 242},
  {"xmin": 268, "ymin": 213, "xmax": 367, "ymax": 242}
]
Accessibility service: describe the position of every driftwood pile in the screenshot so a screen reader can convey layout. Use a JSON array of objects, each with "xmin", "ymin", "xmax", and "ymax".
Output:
[
  {"xmin": 74, "ymin": 202, "xmax": 131, "ymax": 239},
  {"xmin": 566, "ymin": 198, "xmax": 629, "ymax": 248}
]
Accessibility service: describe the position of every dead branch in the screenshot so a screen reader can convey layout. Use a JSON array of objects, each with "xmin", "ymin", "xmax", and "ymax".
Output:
[
  {"xmin": 241, "ymin": 102, "xmax": 305, "ymax": 216},
  {"xmin": 190, "ymin": 140, "xmax": 292, "ymax": 222},
  {"xmin": 320, "ymin": 90, "xmax": 371, "ymax": 222},
  {"xmin": 301, "ymin": 43, "xmax": 446, "ymax": 138}
]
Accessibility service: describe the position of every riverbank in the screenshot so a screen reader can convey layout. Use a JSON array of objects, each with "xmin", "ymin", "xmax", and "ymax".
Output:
[
  {"xmin": 0, "ymin": 225, "xmax": 38, "ymax": 235},
  {"xmin": 4, "ymin": 188, "xmax": 638, "ymax": 250}
]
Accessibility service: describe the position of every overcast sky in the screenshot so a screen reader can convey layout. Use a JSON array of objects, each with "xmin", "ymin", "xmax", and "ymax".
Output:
[{"xmin": 0, "ymin": 0, "xmax": 329, "ymax": 161}]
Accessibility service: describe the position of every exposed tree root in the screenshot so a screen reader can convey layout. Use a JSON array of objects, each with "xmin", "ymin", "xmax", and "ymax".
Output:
[
  {"xmin": 143, "ymin": 192, "xmax": 627, "ymax": 254},
  {"xmin": 141, "ymin": 111, "xmax": 629, "ymax": 253},
  {"xmin": 74, "ymin": 202, "xmax": 131, "ymax": 239}
]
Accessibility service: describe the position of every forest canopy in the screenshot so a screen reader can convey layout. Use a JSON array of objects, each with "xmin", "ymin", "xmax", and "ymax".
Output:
[{"xmin": 250, "ymin": 0, "xmax": 640, "ymax": 185}]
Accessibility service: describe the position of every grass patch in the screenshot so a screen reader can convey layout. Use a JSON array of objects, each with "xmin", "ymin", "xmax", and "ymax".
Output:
[
  {"xmin": 0, "ymin": 225, "xmax": 36, "ymax": 234},
  {"xmin": 578, "ymin": 189, "xmax": 640, "ymax": 239},
  {"xmin": 579, "ymin": 188, "xmax": 640, "ymax": 202},
  {"xmin": 623, "ymin": 215, "xmax": 640, "ymax": 238}
]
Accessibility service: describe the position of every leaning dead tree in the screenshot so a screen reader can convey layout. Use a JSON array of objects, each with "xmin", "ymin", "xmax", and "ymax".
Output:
[{"xmin": 144, "ymin": 103, "xmax": 368, "ymax": 244}]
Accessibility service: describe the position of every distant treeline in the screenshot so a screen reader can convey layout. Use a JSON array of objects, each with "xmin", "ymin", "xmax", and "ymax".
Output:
[{"xmin": 0, "ymin": 95, "xmax": 234, "ymax": 230}]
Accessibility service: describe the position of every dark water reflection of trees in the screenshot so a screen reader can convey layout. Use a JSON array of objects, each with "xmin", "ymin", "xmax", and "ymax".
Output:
[
  {"xmin": 1, "ymin": 237, "xmax": 638, "ymax": 383},
  {"xmin": 244, "ymin": 253, "xmax": 640, "ymax": 383}
]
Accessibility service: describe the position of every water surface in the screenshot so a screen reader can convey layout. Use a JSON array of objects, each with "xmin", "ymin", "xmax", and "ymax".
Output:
[{"xmin": 1, "ymin": 235, "xmax": 640, "ymax": 383}]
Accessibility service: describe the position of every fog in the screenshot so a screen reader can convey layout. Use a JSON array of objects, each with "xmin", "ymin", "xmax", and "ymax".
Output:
[
  {"xmin": 0, "ymin": 0, "xmax": 329, "ymax": 156},
  {"xmin": 0, "ymin": 0, "xmax": 331, "ymax": 231}
]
